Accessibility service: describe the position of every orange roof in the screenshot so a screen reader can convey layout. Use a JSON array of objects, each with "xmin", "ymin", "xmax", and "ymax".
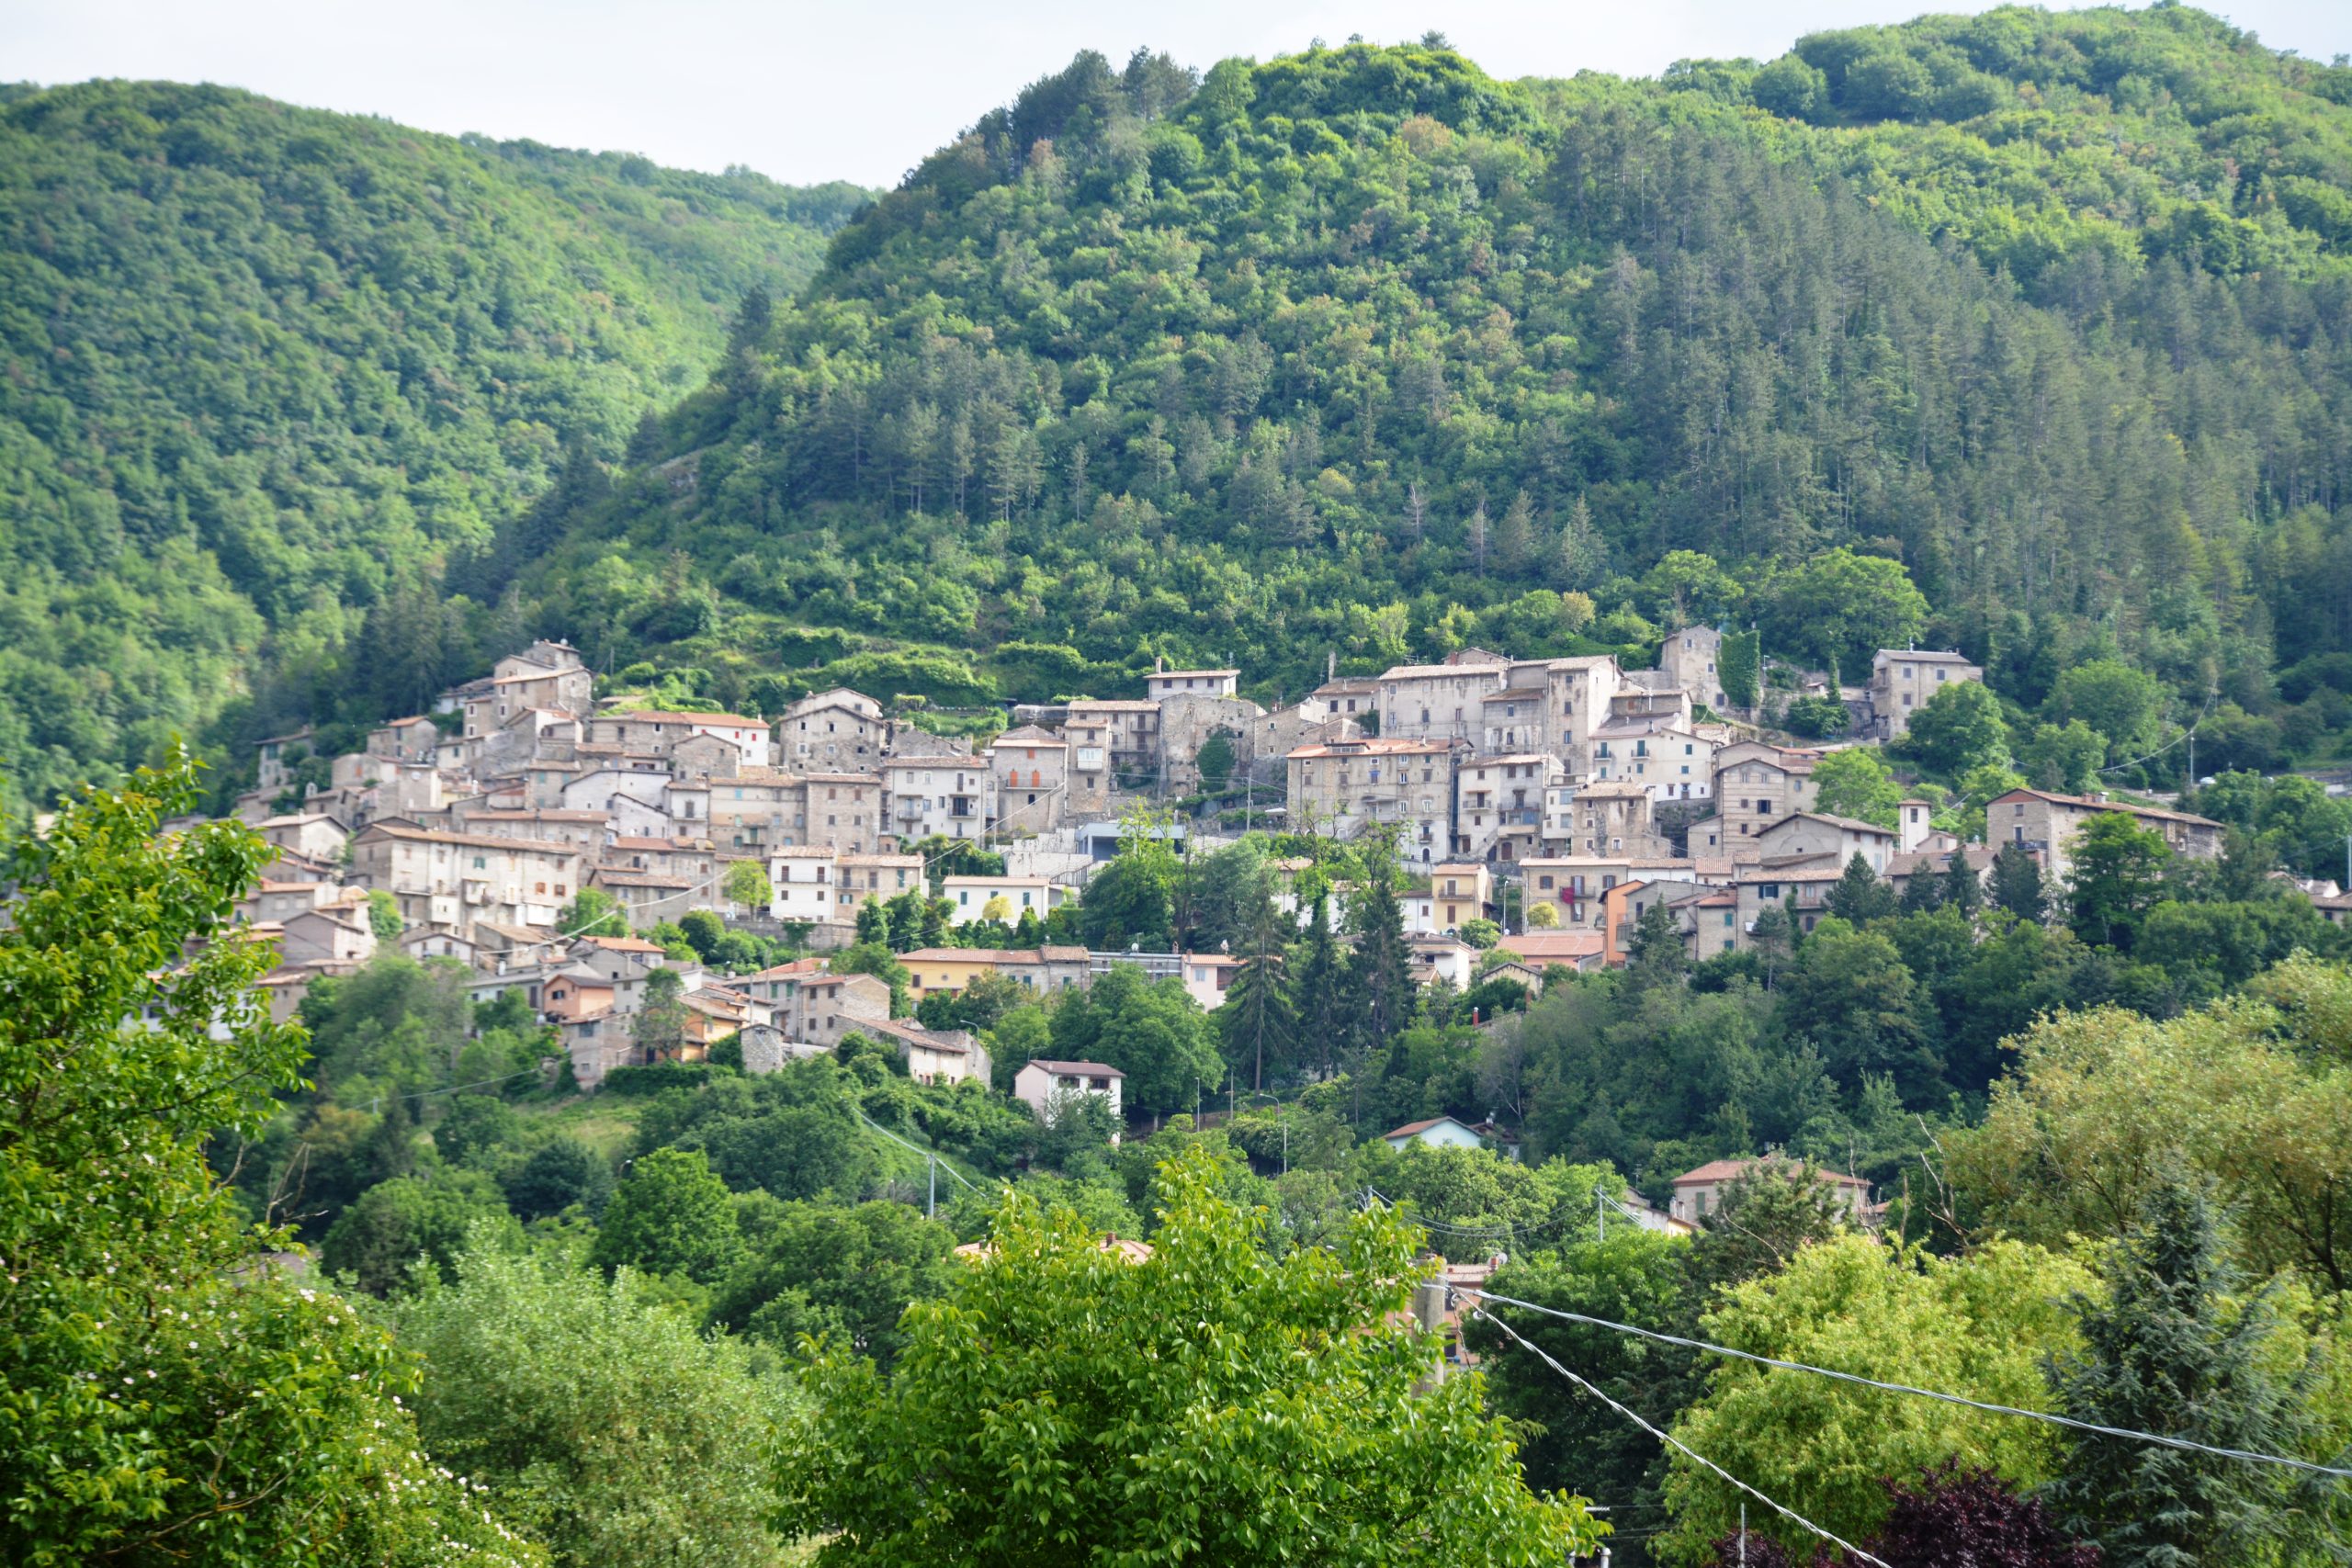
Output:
[{"xmin": 1497, "ymin": 931, "xmax": 1605, "ymax": 962}]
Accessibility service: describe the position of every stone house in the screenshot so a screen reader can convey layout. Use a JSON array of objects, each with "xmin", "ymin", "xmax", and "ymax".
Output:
[
  {"xmin": 1376, "ymin": 655, "xmax": 1508, "ymax": 747},
  {"xmin": 1868, "ymin": 649, "xmax": 1984, "ymax": 741},
  {"xmin": 1065, "ymin": 699, "xmax": 1163, "ymax": 810},
  {"xmin": 1986, "ymin": 788, "xmax": 2226, "ymax": 885},
  {"xmin": 988, "ymin": 725, "xmax": 1071, "ymax": 833},
  {"xmin": 786, "ymin": 972, "xmax": 893, "ymax": 1048},
  {"xmin": 1658, "ymin": 626, "xmax": 1730, "ymax": 711},
  {"xmin": 781, "ymin": 688, "xmax": 890, "ymax": 769},
  {"xmin": 801, "ymin": 773, "xmax": 886, "ymax": 854},
  {"xmin": 586, "ymin": 710, "xmax": 772, "ymax": 769}
]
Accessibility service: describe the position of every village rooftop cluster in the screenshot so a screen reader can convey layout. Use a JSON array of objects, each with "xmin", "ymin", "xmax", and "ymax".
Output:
[{"xmin": 204, "ymin": 629, "xmax": 2336, "ymax": 1120}]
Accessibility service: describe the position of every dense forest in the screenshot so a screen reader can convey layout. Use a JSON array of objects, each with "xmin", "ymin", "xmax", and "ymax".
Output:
[
  {"xmin": 0, "ymin": 80, "xmax": 867, "ymax": 811},
  {"xmin": 483, "ymin": 5, "xmax": 2352, "ymax": 777},
  {"xmin": 7, "ymin": 10, "xmax": 2352, "ymax": 807}
]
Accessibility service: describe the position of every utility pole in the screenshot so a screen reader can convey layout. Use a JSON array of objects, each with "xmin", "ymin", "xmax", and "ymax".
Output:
[
  {"xmin": 1596, "ymin": 1187, "xmax": 1605, "ymax": 1242},
  {"xmin": 927, "ymin": 1152, "xmax": 936, "ymax": 1220}
]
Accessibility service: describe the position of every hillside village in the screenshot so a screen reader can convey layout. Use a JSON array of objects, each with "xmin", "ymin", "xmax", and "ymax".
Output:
[{"xmin": 202, "ymin": 628, "xmax": 2345, "ymax": 1127}]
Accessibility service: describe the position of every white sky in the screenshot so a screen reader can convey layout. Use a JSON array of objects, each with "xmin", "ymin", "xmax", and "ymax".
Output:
[{"xmin": 6, "ymin": 0, "xmax": 2346, "ymax": 188}]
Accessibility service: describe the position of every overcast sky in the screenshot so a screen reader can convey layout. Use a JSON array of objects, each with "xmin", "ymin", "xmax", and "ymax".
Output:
[{"xmin": 8, "ymin": 0, "xmax": 2346, "ymax": 189}]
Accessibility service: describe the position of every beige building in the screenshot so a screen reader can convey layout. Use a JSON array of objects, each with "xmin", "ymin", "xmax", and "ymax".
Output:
[
  {"xmin": 1014, "ymin": 1058, "xmax": 1124, "ymax": 1125},
  {"xmin": 1752, "ymin": 812, "xmax": 1897, "ymax": 875},
  {"xmin": 1407, "ymin": 863, "xmax": 1493, "ymax": 935},
  {"xmin": 1453, "ymin": 754, "xmax": 1555, "ymax": 863},
  {"xmin": 1377, "ymin": 654, "xmax": 1509, "ymax": 747},
  {"xmin": 1712, "ymin": 741, "xmax": 1827, "ymax": 840},
  {"xmin": 351, "ymin": 822, "xmax": 582, "ymax": 931},
  {"xmin": 1284, "ymin": 735, "xmax": 1460, "ymax": 867},
  {"xmin": 1868, "ymin": 649, "xmax": 1984, "ymax": 740},
  {"xmin": 1670, "ymin": 1158, "xmax": 1871, "ymax": 1224},
  {"xmin": 1987, "ymin": 789, "xmax": 2225, "ymax": 885}
]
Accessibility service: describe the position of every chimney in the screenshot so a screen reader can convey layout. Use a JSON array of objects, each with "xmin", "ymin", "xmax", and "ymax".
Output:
[{"xmin": 1897, "ymin": 797, "xmax": 1930, "ymax": 853}]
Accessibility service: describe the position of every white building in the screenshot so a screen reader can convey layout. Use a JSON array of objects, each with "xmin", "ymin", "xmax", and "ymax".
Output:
[
  {"xmin": 767, "ymin": 846, "xmax": 843, "ymax": 924},
  {"xmin": 884, "ymin": 757, "xmax": 992, "ymax": 843},
  {"xmin": 1013, "ymin": 1059, "xmax": 1125, "ymax": 1126},
  {"xmin": 942, "ymin": 874, "xmax": 1066, "ymax": 927}
]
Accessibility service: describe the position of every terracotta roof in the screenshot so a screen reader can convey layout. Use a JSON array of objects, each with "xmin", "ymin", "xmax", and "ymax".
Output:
[
  {"xmin": 1066, "ymin": 698, "xmax": 1160, "ymax": 713},
  {"xmin": 577, "ymin": 934, "xmax": 667, "ymax": 953},
  {"xmin": 1378, "ymin": 662, "xmax": 1507, "ymax": 682},
  {"xmin": 900, "ymin": 946, "xmax": 1076, "ymax": 965},
  {"xmin": 991, "ymin": 724, "xmax": 1069, "ymax": 746},
  {"xmin": 1286, "ymin": 737, "xmax": 1456, "ymax": 759},
  {"xmin": 747, "ymin": 958, "xmax": 825, "ymax": 980},
  {"xmin": 1385, "ymin": 1115, "xmax": 1476, "ymax": 1139},
  {"xmin": 1875, "ymin": 649, "xmax": 1976, "ymax": 664},
  {"xmin": 1675, "ymin": 1157, "xmax": 1868, "ymax": 1189},
  {"xmin": 1151, "ymin": 668, "xmax": 1240, "ymax": 679},
  {"xmin": 1498, "ymin": 931, "xmax": 1606, "ymax": 961}
]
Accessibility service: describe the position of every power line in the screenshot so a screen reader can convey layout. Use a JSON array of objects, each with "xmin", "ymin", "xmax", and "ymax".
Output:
[
  {"xmin": 852, "ymin": 1105, "xmax": 981, "ymax": 1192},
  {"xmin": 1472, "ymin": 1306, "xmax": 1892, "ymax": 1568},
  {"xmin": 1468, "ymin": 1288, "xmax": 2352, "ymax": 1483}
]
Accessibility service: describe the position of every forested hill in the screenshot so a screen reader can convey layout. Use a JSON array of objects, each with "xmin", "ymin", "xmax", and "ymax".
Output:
[
  {"xmin": 504, "ymin": 5, "xmax": 2352, "ymax": 781},
  {"xmin": 0, "ymin": 80, "xmax": 869, "ymax": 811}
]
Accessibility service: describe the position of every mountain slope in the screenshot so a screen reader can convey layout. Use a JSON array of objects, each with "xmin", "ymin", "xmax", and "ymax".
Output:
[
  {"xmin": 511, "ymin": 14, "xmax": 2351, "ymax": 779},
  {"xmin": 0, "ymin": 80, "xmax": 867, "ymax": 808}
]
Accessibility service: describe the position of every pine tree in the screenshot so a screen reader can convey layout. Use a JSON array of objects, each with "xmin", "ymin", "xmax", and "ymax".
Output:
[
  {"xmin": 1941, "ymin": 848, "xmax": 1984, "ymax": 916},
  {"xmin": 1555, "ymin": 492, "xmax": 1606, "ymax": 589},
  {"xmin": 1625, "ymin": 900, "xmax": 1687, "ymax": 987},
  {"xmin": 1343, "ymin": 851, "xmax": 1415, "ymax": 1057},
  {"xmin": 1989, "ymin": 841, "xmax": 2048, "ymax": 922},
  {"xmin": 2043, "ymin": 1179, "xmax": 2320, "ymax": 1566},
  {"xmin": 1495, "ymin": 490, "xmax": 1535, "ymax": 575},
  {"xmin": 1899, "ymin": 864, "xmax": 1944, "ymax": 913},
  {"xmin": 1826, "ymin": 852, "xmax": 1896, "ymax": 924},
  {"xmin": 1219, "ymin": 904, "xmax": 1298, "ymax": 1092},
  {"xmin": 1293, "ymin": 893, "xmax": 1346, "ymax": 1080}
]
